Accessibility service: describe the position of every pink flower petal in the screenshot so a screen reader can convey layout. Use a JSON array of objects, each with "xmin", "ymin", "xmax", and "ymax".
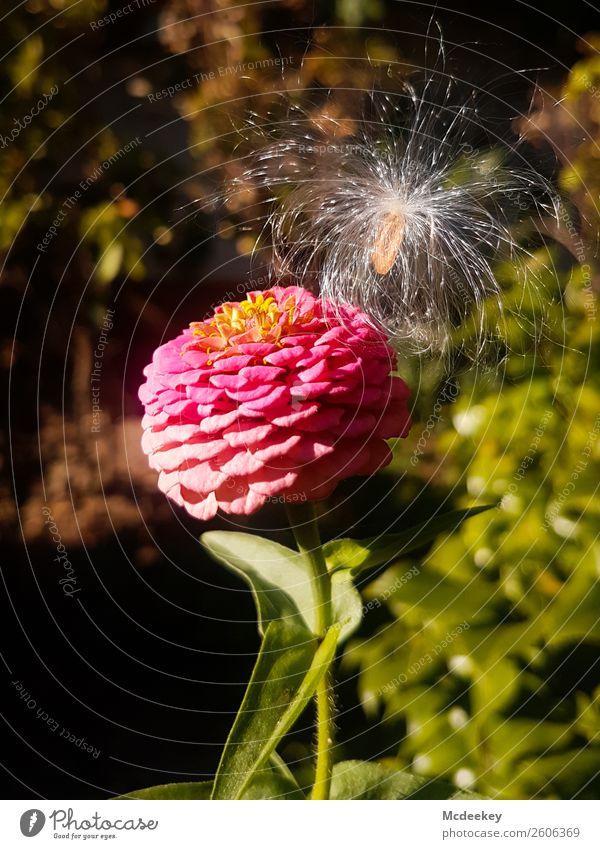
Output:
[
  {"xmin": 163, "ymin": 399, "xmax": 199, "ymax": 418},
  {"xmin": 142, "ymin": 424, "xmax": 199, "ymax": 452},
  {"xmin": 186, "ymin": 385, "xmax": 227, "ymax": 404},
  {"xmin": 239, "ymin": 384, "xmax": 289, "ymax": 413},
  {"xmin": 215, "ymin": 483, "xmax": 266, "ymax": 515},
  {"xmin": 264, "ymin": 345, "xmax": 305, "ymax": 367},
  {"xmin": 221, "ymin": 450, "xmax": 264, "ymax": 476},
  {"xmin": 209, "ymin": 373, "xmax": 251, "ymax": 390},
  {"xmin": 267, "ymin": 402, "xmax": 320, "ymax": 427},
  {"xmin": 210, "ymin": 354, "xmax": 256, "ymax": 372},
  {"xmin": 176, "ymin": 462, "xmax": 229, "ymax": 494},
  {"xmin": 239, "ymin": 365, "xmax": 286, "ymax": 382},
  {"xmin": 181, "ymin": 489, "xmax": 219, "ymax": 520},
  {"xmin": 254, "ymin": 432, "xmax": 303, "ymax": 462},
  {"xmin": 289, "ymin": 381, "xmax": 331, "ymax": 400},
  {"xmin": 335, "ymin": 412, "xmax": 378, "ymax": 438},
  {"xmin": 149, "ymin": 438, "xmax": 229, "ymax": 471},
  {"xmin": 296, "ymin": 359, "xmax": 330, "ymax": 383},
  {"xmin": 225, "ymin": 384, "xmax": 274, "ymax": 403},
  {"xmin": 181, "ymin": 349, "xmax": 212, "ymax": 368},
  {"xmin": 222, "ymin": 421, "xmax": 275, "ymax": 448},
  {"xmin": 247, "ymin": 465, "xmax": 299, "ymax": 496},
  {"xmin": 199, "ymin": 409, "xmax": 240, "ymax": 434},
  {"xmin": 294, "ymin": 407, "xmax": 344, "ymax": 432}
]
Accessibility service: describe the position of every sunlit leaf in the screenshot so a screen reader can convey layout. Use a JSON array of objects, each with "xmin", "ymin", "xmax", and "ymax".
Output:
[
  {"xmin": 211, "ymin": 621, "xmax": 339, "ymax": 799},
  {"xmin": 201, "ymin": 531, "xmax": 361, "ymax": 641},
  {"xmin": 330, "ymin": 760, "xmax": 485, "ymax": 800},
  {"xmin": 324, "ymin": 506, "xmax": 496, "ymax": 574}
]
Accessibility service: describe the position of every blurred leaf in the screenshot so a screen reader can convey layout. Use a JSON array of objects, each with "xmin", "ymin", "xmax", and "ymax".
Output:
[
  {"xmin": 508, "ymin": 747, "xmax": 600, "ymax": 798},
  {"xmin": 335, "ymin": 0, "xmax": 383, "ymax": 27},
  {"xmin": 471, "ymin": 657, "xmax": 520, "ymax": 727},
  {"xmin": 485, "ymin": 719, "xmax": 575, "ymax": 764},
  {"xmin": 96, "ymin": 242, "xmax": 123, "ymax": 285},
  {"xmin": 8, "ymin": 35, "xmax": 43, "ymax": 94},
  {"xmin": 381, "ymin": 568, "xmax": 499, "ymax": 625},
  {"xmin": 544, "ymin": 546, "xmax": 600, "ymax": 646},
  {"xmin": 330, "ymin": 760, "xmax": 485, "ymax": 799},
  {"xmin": 324, "ymin": 506, "xmax": 496, "ymax": 573}
]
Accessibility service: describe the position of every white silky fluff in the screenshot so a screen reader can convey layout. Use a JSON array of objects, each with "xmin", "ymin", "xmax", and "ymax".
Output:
[{"xmin": 232, "ymin": 77, "xmax": 559, "ymax": 356}]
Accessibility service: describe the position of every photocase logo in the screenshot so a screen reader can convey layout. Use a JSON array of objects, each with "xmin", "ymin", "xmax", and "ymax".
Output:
[{"xmin": 19, "ymin": 809, "xmax": 46, "ymax": 837}]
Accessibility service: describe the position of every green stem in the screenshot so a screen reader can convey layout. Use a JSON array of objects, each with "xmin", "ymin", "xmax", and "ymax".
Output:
[
  {"xmin": 312, "ymin": 665, "xmax": 334, "ymax": 800},
  {"xmin": 286, "ymin": 501, "xmax": 332, "ymax": 638},
  {"xmin": 286, "ymin": 501, "xmax": 334, "ymax": 800}
]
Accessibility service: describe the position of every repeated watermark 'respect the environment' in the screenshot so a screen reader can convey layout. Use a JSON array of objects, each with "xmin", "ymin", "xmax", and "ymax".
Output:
[
  {"xmin": 146, "ymin": 56, "xmax": 293, "ymax": 103},
  {"xmin": 90, "ymin": 0, "xmax": 157, "ymax": 30},
  {"xmin": 37, "ymin": 136, "xmax": 141, "ymax": 253}
]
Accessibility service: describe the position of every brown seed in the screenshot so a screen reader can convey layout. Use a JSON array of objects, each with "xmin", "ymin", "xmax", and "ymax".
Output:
[{"xmin": 371, "ymin": 210, "xmax": 405, "ymax": 275}]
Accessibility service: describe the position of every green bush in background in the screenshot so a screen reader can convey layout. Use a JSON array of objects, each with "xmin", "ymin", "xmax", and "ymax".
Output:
[{"xmin": 344, "ymin": 51, "xmax": 600, "ymax": 798}]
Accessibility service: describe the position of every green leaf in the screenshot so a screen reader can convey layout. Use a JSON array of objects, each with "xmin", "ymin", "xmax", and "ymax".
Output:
[
  {"xmin": 323, "ymin": 506, "xmax": 496, "ymax": 574},
  {"xmin": 269, "ymin": 750, "xmax": 302, "ymax": 789},
  {"xmin": 330, "ymin": 760, "xmax": 485, "ymax": 800},
  {"xmin": 201, "ymin": 531, "xmax": 361, "ymax": 642},
  {"xmin": 331, "ymin": 568, "xmax": 363, "ymax": 642},
  {"xmin": 211, "ymin": 620, "xmax": 339, "ymax": 800},
  {"xmin": 117, "ymin": 754, "xmax": 305, "ymax": 800},
  {"xmin": 238, "ymin": 772, "xmax": 305, "ymax": 800},
  {"xmin": 471, "ymin": 656, "xmax": 520, "ymax": 728},
  {"xmin": 484, "ymin": 719, "xmax": 575, "ymax": 764},
  {"xmin": 372, "ymin": 565, "xmax": 498, "ymax": 624},
  {"xmin": 201, "ymin": 532, "xmax": 311, "ymax": 635},
  {"xmin": 505, "ymin": 747, "xmax": 600, "ymax": 798},
  {"xmin": 96, "ymin": 242, "xmax": 123, "ymax": 285},
  {"xmin": 544, "ymin": 545, "xmax": 600, "ymax": 646},
  {"xmin": 483, "ymin": 546, "xmax": 600, "ymax": 652}
]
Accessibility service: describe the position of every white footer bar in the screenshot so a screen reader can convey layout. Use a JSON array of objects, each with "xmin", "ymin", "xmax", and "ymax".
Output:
[{"xmin": 1, "ymin": 800, "xmax": 596, "ymax": 848}]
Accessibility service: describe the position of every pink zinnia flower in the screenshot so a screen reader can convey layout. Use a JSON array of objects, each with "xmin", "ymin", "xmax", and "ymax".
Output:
[{"xmin": 139, "ymin": 286, "xmax": 411, "ymax": 519}]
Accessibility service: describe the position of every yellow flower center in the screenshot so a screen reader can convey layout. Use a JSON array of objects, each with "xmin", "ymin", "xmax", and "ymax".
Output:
[{"xmin": 216, "ymin": 295, "xmax": 281, "ymax": 336}]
